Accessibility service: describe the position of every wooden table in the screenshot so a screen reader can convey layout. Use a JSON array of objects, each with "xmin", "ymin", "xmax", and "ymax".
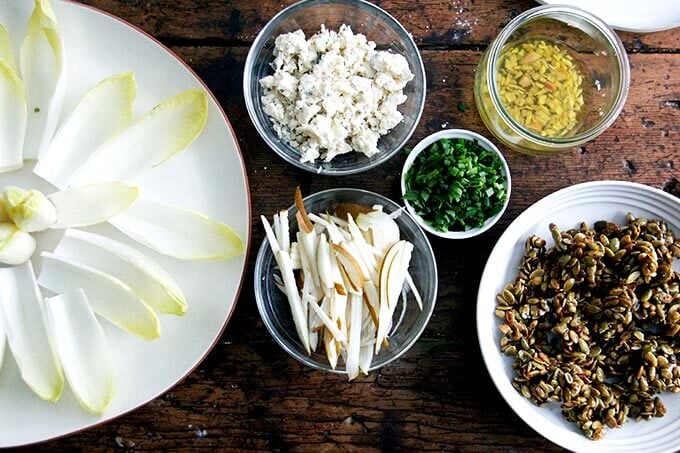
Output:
[{"xmin": 36, "ymin": 0, "xmax": 679, "ymax": 450}]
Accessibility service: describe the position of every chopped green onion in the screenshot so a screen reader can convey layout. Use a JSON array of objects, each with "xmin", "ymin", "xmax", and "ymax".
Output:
[{"xmin": 404, "ymin": 138, "xmax": 507, "ymax": 232}]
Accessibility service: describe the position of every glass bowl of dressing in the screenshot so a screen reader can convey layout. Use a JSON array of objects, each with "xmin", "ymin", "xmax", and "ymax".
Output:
[{"xmin": 474, "ymin": 5, "xmax": 630, "ymax": 155}]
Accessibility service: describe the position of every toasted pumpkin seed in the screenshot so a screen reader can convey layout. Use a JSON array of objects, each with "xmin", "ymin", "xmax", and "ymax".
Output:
[{"xmin": 495, "ymin": 214, "xmax": 680, "ymax": 439}]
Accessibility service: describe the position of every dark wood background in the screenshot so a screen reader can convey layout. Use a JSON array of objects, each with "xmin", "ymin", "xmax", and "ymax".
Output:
[{"xmin": 27, "ymin": 0, "xmax": 680, "ymax": 451}]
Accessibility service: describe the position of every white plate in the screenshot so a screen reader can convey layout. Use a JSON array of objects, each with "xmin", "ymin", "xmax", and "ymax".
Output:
[
  {"xmin": 477, "ymin": 181, "xmax": 680, "ymax": 453},
  {"xmin": 537, "ymin": 0, "xmax": 680, "ymax": 33},
  {"xmin": 0, "ymin": 0, "xmax": 250, "ymax": 447}
]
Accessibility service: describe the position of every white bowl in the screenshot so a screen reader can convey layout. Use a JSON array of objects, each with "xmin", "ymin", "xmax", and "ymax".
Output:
[
  {"xmin": 477, "ymin": 181, "xmax": 680, "ymax": 452},
  {"xmin": 400, "ymin": 129, "xmax": 511, "ymax": 239}
]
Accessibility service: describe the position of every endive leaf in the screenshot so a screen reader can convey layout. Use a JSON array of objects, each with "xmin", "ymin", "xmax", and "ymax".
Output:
[
  {"xmin": 35, "ymin": 0, "xmax": 58, "ymax": 24},
  {"xmin": 45, "ymin": 289, "xmax": 115, "ymax": 414},
  {"xmin": 110, "ymin": 197, "xmax": 243, "ymax": 261},
  {"xmin": 48, "ymin": 182, "xmax": 138, "ymax": 229},
  {"xmin": 0, "ymin": 24, "xmax": 16, "ymax": 72},
  {"xmin": 56, "ymin": 229, "xmax": 186, "ymax": 315},
  {"xmin": 0, "ymin": 222, "xmax": 36, "ymax": 265},
  {"xmin": 0, "ymin": 59, "xmax": 27, "ymax": 173},
  {"xmin": 0, "ymin": 194, "xmax": 9, "ymax": 222},
  {"xmin": 20, "ymin": 0, "xmax": 66, "ymax": 160},
  {"xmin": 4, "ymin": 186, "xmax": 56, "ymax": 232},
  {"xmin": 34, "ymin": 73, "xmax": 136, "ymax": 189},
  {"xmin": 0, "ymin": 261, "xmax": 63, "ymax": 402},
  {"xmin": 66, "ymin": 89, "xmax": 208, "ymax": 187},
  {"xmin": 39, "ymin": 252, "xmax": 161, "ymax": 341}
]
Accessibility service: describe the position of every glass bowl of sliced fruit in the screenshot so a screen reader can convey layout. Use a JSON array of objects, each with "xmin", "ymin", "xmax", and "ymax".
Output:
[{"xmin": 254, "ymin": 187, "xmax": 438, "ymax": 379}]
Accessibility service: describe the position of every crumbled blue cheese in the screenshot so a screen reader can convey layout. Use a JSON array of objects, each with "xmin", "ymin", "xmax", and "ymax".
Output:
[{"xmin": 259, "ymin": 25, "xmax": 414, "ymax": 163}]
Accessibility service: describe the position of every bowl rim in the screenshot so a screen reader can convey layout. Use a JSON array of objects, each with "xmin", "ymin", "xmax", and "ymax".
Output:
[
  {"xmin": 486, "ymin": 4, "xmax": 631, "ymax": 147},
  {"xmin": 475, "ymin": 180, "xmax": 680, "ymax": 451},
  {"xmin": 400, "ymin": 129, "xmax": 512, "ymax": 239},
  {"xmin": 254, "ymin": 187, "xmax": 438, "ymax": 374},
  {"xmin": 242, "ymin": 0, "xmax": 427, "ymax": 176}
]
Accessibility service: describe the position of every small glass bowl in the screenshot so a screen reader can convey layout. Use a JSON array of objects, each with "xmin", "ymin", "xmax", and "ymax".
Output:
[
  {"xmin": 254, "ymin": 188, "xmax": 438, "ymax": 374},
  {"xmin": 401, "ymin": 129, "xmax": 511, "ymax": 239},
  {"xmin": 474, "ymin": 5, "xmax": 630, "ymax": 155},
  {"xmin": 243, "ymin": 0, "xmax": 426, "ymax": 175}
]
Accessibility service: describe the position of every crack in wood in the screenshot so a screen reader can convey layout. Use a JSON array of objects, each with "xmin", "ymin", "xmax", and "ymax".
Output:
[
  {"xmin": 662, "ymin": 177, "xmax": 680, "ymax": 198},
  {"xmin": 660, "ymin": 100, "xmax": 680, "ymax": 110},
  {"xmin": 161, "ymin": 37, "xmax": 680, "ymax": 55}
]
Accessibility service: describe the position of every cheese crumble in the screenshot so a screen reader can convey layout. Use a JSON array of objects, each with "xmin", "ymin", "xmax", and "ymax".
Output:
[{"xmin": 259, "ymin": 25, "xmax": 414, "ymax": 163}]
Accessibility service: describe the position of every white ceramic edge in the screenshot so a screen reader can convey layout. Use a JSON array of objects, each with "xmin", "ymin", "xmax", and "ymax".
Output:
[
  {"xmin": 243, "ymin": 0, "xmax": 427, "ymax": 176},
  {"xmin": 476, "ymin": 180, "xmax": 680, "ymax": 452},
  {"xmin": 254, "ymin": 187, "xmax": 438, "ymax": 374},
  {"xmin": 536, "ymin": 0, "xmax": 680, "ymax": 32},
  {"xmin": 400, "ymin": 129, "xmax": 511, "ymax": 239},
  {"xmin": 0, "ymin": 0, "xmax": 252, "ymax": 447}
]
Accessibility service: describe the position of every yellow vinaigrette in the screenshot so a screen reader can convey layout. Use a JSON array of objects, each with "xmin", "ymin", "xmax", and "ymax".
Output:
[{"xmin": 496, "ymin": 39, "xmax": 584, "ymax": 138}]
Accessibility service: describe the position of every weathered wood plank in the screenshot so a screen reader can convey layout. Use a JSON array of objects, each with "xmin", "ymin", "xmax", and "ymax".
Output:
[
  {"xmin": 32, "ymin": 45, "xmax": 678, "ymax": 451},
  {"xmin": 77, "ymin": 0, "xmax": 680, "ymax": 51}
]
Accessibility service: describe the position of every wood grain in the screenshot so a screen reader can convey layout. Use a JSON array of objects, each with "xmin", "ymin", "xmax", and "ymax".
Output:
[
  {"xmin": 20, "ymin": 0, "xmax": 680, "ymax": 451},
  {"xmin": 78, "ymin": 0, "xmax": 680, "ymax": 51}
]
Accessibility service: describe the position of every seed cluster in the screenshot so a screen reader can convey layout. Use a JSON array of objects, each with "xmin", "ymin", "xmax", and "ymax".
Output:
[
  {"xmin": 497, "ymin": 39, "xmax": 584, "ymax": 138},
  {"xmin": 496, "ymin": 214, "xmax": 680, "ymax": 440}
]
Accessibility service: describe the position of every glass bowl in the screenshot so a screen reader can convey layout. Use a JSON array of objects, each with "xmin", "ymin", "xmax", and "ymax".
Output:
[
  {"xmin": 254, "ymin": 188, "xmax": 438, "ymax": 374},
  {"xmin": 401, "ymin": 129, "xmax": 512, "ymax": 239},
  {"xmin": 243, "ymin": 0, "xmax": 426, "ymax": 175},
  {"xmin": 474, "ymin": 5, "xmax": 630, "ymax": 155}
]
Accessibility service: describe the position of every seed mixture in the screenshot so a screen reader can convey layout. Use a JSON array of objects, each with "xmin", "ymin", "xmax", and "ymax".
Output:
[
  {"xmin": 496, "ymin": 39, "xmax": 584, "ymax": 138},
  {"xmin": 496, "ymin": 214, "xmax": 680, "ymax": 440}
]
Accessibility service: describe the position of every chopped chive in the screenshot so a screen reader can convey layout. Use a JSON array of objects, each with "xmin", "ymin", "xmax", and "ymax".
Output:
[{"xmin": 403, "ymin": 138, "xmax": 507, "ymax": 232}]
